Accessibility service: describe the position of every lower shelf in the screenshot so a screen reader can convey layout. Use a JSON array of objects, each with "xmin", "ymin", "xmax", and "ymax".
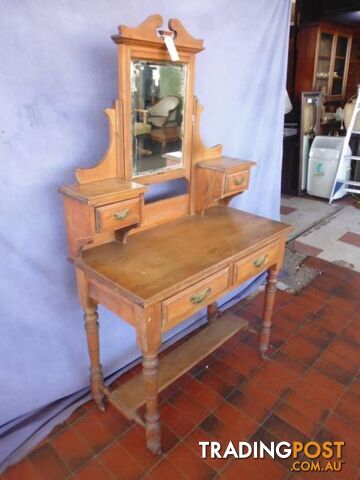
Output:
[{"xmin": 106, "ymin": 312, "xmax": 248, "ymax": 423}]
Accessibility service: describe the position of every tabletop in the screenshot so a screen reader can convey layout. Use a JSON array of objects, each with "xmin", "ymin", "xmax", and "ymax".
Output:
[{"xmin": 77, "ymin": 206, "xmax": 292, "ymax": 304}]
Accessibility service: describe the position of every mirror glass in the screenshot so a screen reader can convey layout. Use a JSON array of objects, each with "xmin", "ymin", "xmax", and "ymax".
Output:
[{"xmin": 131, "ymin": 60, "xmax": 187, "ymax": 177}]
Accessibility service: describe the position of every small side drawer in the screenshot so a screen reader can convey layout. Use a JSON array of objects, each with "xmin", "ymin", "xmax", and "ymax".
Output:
[
  {"xmin": 162, "ymin": 267, "xmax": 231, "ymax": 331},
  {"xmin": 95, "ymin": 197, "xmax": 140, "ymax": 233},
  {"xmin": 233, "ymin": 242, "xmax": 279, "ymax": 285},
  {"xmin": 224, "ymin": 170, "xmax": 250, "ymax": 195}
]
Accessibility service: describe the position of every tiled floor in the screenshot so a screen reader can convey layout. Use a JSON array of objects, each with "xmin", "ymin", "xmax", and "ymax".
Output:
[
  {"xmin": 293, "ymin": 206, "xmax": 360, "ymax": 272},
  {"xmin": 280, "ymin": 195, "xmax": 342, "ymax": 240},
  {"xmin": 281, "ymin": 196, "xmax": 360, "ymax": 272},
  {"xmin": 3, "ymin": 257, "xmax": 360, "ymax": 480}
]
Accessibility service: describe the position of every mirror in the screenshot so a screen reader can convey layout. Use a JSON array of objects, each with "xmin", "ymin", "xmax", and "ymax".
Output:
[{"xmin": 131, "ymin": 60, "xmax": 187, "ymax": 177}]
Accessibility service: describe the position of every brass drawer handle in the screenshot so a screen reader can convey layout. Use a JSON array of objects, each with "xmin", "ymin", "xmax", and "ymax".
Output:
[
  {"xmin": 253, "ymin": 254, "xmax": 269, "ymax": 269},
  {"xmin": 113, "ymin": 209, "xmax": 130, "ymax": 220},
  {"xmin": 190, "ymin": 287, "xmax": 212, "ymax": 305},
  {"xmin": 234, "ymin": 177, "xmax": 245, "ymax": 186}
]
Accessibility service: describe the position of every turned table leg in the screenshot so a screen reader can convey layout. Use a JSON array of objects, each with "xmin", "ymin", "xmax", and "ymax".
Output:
[
  {"xmin": 83, "ymin": 303, "xmax": 105, "ymax": 411},
  {"xmin": 142, "ymin": 352, "xmax": 161, "ymax": 454},
  {"xmin": 207, "ymin": 301, "xmax": 219, "ymax": 323},
  {"xmin": 259, "ymin": 266, "xmax": 278, "ymax": 360},
  {"xmin": 136, "ymin": 304, "xmax": 162, "ymax": 454}
]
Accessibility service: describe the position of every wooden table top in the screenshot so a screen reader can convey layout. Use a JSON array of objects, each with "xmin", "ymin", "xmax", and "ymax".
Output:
[{"xmin": 78, "ymin": 207, "xmax": 292, "ymax": 304}]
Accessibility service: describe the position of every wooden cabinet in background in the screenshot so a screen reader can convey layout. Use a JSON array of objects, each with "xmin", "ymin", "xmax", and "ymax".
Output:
[{"xmin": 295, "ymin": 22, "xmax": 352, "ymax": 101}]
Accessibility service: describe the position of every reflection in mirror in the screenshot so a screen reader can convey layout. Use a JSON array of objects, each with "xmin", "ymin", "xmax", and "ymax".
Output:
[{"xmin": 131, "ymin": 60, "xmax": 187, "ymax": 177}]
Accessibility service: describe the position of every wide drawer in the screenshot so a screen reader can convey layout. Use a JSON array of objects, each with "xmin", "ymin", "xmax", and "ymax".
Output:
[
  {"xmin": 224, "ymin": 170, "xmax": 250, "ymax": 195},
  {"xmin": 162, "ymin": 267, "xmax": 231, "ymax": 331},
  {"xmin": 95, "ymin": 197, "xmax": 140, "ymax": 233},
  {"xmin": 233, "ymin": 242, "xmax": 279, "ymax": 285}
]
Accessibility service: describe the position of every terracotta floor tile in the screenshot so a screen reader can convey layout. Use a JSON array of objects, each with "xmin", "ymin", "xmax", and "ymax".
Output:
[
  {"xmin": 302, "ymin": 369, "xmax": 345, "ymax": 397},
  {"xmin": 328, "ymin": 462, "xmax": 360, "ymax": 480},
  {"xmin": 159, "ymin": 424, "xmax": 180, "ymax": 454},
  {"xmin": 167, "ymin": 442, "xmax": 217, "ymax": 479},
  {"xmin": 72, "ymin": 411, "xmax": 114, "ymax": 455},
  {"xmin": 262, "ymin": 414, "xmax": 309, "ymax": 444},
  {"xmin": 325, "ymin": 413, "xmax": 360, "ymax": 446},
  {"xmin": 349, "ymin": 379, "xmax": 360, "ymax": 395},
  {"xmin": 222, "ymin": 339, "xmax": 264, "ymax": 369},
  {"xmin": 281, "ymin": 205, "xmax": 297, "ymax": 215},
  {"xmin": 280, "ymin": 336, "xmax": 324, "ymax": 365},
  {"xmin": 240, "ymin": 331, "xmax": 260, "ymax": 350},
  {"xmin": 335, "ymin": 391, "xmax": 360, "ymax": 426},
  {"xmin": 341, "ymin": 323, "xmax": 360, "ymax": 345},
  {"xmin": 99, "ymin": 441, "xmax": 144, "ymax": 479},
  {"xmin": 66, "ymin": 405, "xmax": 92, "ymax": 426},
  {"xmin": 276, "ymin": 302, "xmax": 313, "ymax": 325},
  {"xmin": 271, "ymin": 350, "xmax": 308, "ymax": 374},
  {"xmin": 314, "ymin": 358, "xmax": 354, "ymax": 386},
  {"xmin": 2, "ymin": 458, "xmax": 42, "ymax": 480},
  {"xmin": 272, "ymin": 313, "xmax": 300, "ymax": 335},
  {"xmin": 219, "ymin": 351, "xmax": 256, "ymax": 376},
  {"xmin": 198, "ymin": 415, "xmax": 243, "ymax": 445},
  {"xmin": 226, "ymin": 388, "xmax": 270, "ymax": 423},
  {"xmin": 194, "ymin": 367, "xmax": 234, "ymax": 399},
  {"xmin": 300, "ymin": 285, "xmax": 331, "ymax": 305},
  {"xmin": 293, "ymin": 240, "xmax": 323, "ymax": 257},
  {"xmin": 212, "ymin": 401, "xmax": 258, "ymax": 438},
  {"xmin": 274, "ymin": 403, "xmax": 320, "ymax": 438},
  {"xmin": 118, "ymin": 426, "xmax": 160, "ymax": 470},
  {"xmin": 48, "ymin": 422, "xmax": 68, "ymax": 440},
  {"xmin": 298, "ymin": 322, "xmax": 336, "ymax": 348},
  {"xmin": 168, "ymin": 389, "xmax": 209, "ymax": 424},
  {"xmin": 316, "ymin": 427, "xmax": 360, "ymax": 469},
  {"xmin": 321, "ymin": 349, "xmax": 359, "ymax": 375},
  {"xmin": 208, "ymin": 359, "xmax": 247, "ymax": 387},
  {"xmin": 310, "ymin": 314, "xmax": 347, "ymax": 335},
  {"xmin": 29, "ymin": 443, "xmax": 70, "ymax": 480},
  {"xmin": 328, "ymin": 337, "xmax": 360, "ymax": 364},
  {"xmin": 326, "ymin": 296, "xmax": 359, "ymax": 315},
  {"xmin": 311, "ymin": 272, "xmax": 343, "ymax": 294},
  {"xmin": 158, "ymin": 382, "xmax": 181, "ymax": 403},
  {"xmin": 183, "ymin": 427, "xmax": 230, "ymax": 472},
  {"xmin": 159, "ymin": 402, "xmax": 195, "ymax": 438},
  {"xmin": 89, "ymin": 404, "xmax": 132, "ymax": 438},
  {"xmin": 51, "ymin": 427, "xmax": 93, "ymax": 471},
  {"xmin": 223, "ymin": 455, "xmax": 288, "ymax": 480},
  {"xmin": 75, "ymin": 458, "xmax": 113, "ymax": 480},
  {"xmin": 250, "ymin": 364, "xmax": 295, "ymax": 398},
  {"xmin": 284, "ymin": 391, "xmax": 329, "ymax": 424},
  {"xmin": 182, "ymin": 378, "xmax": 223, "ymax": 411},
  {"xmin": 240, "ymin": 378, "xmax": 281, "ymax": 411},
  {"xmin": 145, "ymin": 458, "xmax": 186, "ymax": 480},
  {"xmin": 338, "ymin": 231, "xmax": 360, "ymax": 248}
]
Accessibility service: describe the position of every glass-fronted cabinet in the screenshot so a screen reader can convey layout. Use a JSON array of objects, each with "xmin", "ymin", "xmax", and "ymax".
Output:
[
  {"xmin": 295, "ymin": 23, "xmax": 352, "ymax": 101},
  {"xmin": 314, "ymin": 30, "xmax": 351, "ymax": 99}
]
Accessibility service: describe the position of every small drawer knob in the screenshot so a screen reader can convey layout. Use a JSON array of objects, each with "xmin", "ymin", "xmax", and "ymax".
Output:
[
  {"xmin": 113, "ymin": 209, "xmax": 130, "ymax": 220},
  {"xmin": 190, "ymin": 287, "xmax": 212, "ymax": 305},
  {"xmin": 253, "ymin": 254, "xmax": 269, "ymax": 268},
  {"xmin": 234, "ymin": 177, "xmax": 245, "ymax": 186}
]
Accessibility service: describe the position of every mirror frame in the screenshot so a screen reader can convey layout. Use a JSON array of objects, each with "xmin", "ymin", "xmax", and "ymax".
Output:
[{"xmin": 112, "ymin": 15, "xmax": 203, "ymax": 184}]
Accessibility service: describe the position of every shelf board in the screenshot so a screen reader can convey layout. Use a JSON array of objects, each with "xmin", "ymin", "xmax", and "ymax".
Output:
[{"xmin": 107, "ymin": 312, "xmax": 248, "ymax": 421}]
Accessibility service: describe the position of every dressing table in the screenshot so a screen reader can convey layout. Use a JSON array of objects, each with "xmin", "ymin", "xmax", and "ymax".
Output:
[{"xmin": 59, "ymin": 15, "xmax": 292, "ymax": 454}]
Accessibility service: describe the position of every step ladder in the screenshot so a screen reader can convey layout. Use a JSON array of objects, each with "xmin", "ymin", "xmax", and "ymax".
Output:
[{"xmin": 329, "ymin": 86, "xmax": 360, "ymax": 204}]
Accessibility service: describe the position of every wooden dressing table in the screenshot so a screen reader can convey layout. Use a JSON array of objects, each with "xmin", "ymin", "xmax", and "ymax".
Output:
[{"xmin": 59, "ymin": 15, "xmax": 292, "ymax": 454}]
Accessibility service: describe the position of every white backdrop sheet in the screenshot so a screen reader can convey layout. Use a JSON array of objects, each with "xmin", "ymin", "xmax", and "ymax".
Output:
[{"xmin": 0, "ymin": 0, "xmax": 291, "ymax": 469}]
